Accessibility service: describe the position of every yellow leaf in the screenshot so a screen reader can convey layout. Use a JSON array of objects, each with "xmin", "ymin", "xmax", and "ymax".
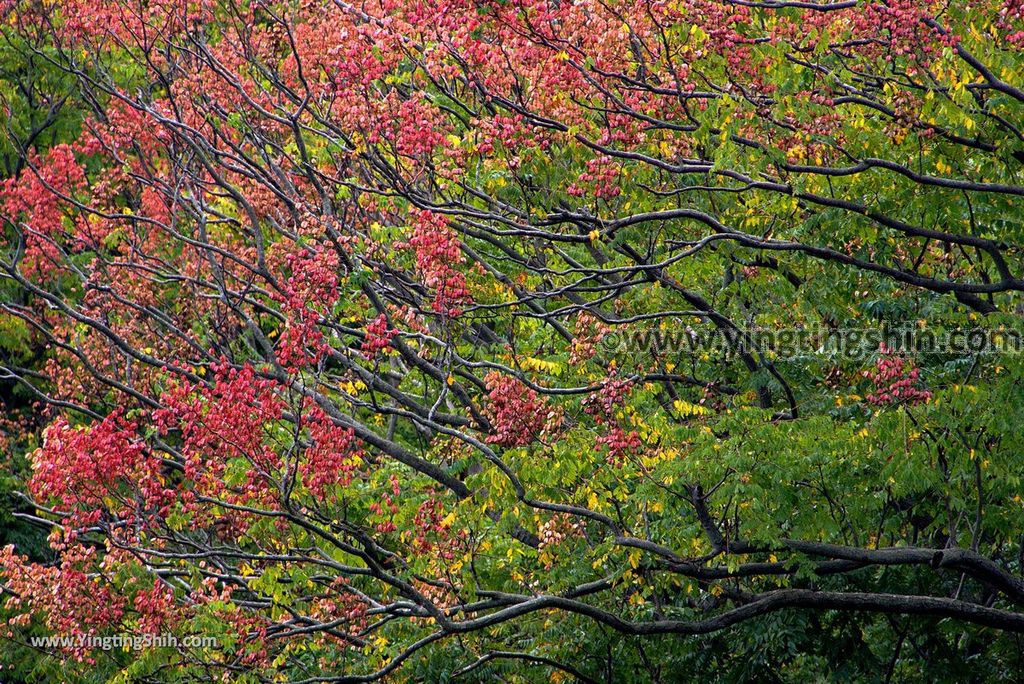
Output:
[{"xmin": 673, "ymin": 399, "xmax": 709, "ymax": 416}]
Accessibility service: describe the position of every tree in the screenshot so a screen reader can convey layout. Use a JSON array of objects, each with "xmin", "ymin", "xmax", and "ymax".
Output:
[{"xmin": 1, "ymin": 0, "xmax": 1024, "ymax": 680}]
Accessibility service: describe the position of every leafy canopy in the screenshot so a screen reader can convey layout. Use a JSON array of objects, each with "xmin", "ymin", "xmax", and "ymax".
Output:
[{"xmin": 1, "ymin": 0, "xmax": 1024, "ymax": 681}]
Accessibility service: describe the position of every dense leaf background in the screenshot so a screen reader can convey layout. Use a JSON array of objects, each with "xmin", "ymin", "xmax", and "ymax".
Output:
[{"xmin": 1, "ymin": 0, "xmax": 1024, "ymax": 681}]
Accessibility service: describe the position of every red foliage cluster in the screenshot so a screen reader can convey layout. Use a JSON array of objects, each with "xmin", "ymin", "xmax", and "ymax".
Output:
[
  {"xmin": 28, "ymin": 410, "xmax": 169, "ymax": 525},
  {"xmin": 582, "ymin": 371, "xmax": 633, "ymax": 424},
  {"xmin": 133, "ymin": 580, "xmax": 179, "ymax": 635},
  {"xmin": 274, "ymin": 248, "xmax": 340, "ymax": 368},
  {"xmin": 569, "ymin": 312, "xmax": 611, "ymax": 364},
  {"xmin": 475, "ymin": 113, "xmax": 551, "ymax": 155},
  {"xmin": 857, "ymin": 0, "xmax": 953, "ymax": 61},
  {"xmin": 0, "ymin": 543, "xmax": 125, "ymax": 663},
  {"xmin": 567, "ymin": 155, "xmax": 621, "ymax": 200},
  {"xmin": 595, "ymin": 426, "xmax": 645, "ymax": 467},
  {"xmin": 483, "ymin": 372, "xmax": 547, "ymax": 447},
  {"xmin": 309, "ymin": 578, "xmax": 369, "ymax": 646},
  {"xmin": 393, "ymin": 94, "xmax": 450, "ymax": 159},
  {"xmin": 299, "ymin": 400, "xmax": 364, "ymax": 500},
  {"xmin": 1, "ymin": 145, "xmax": 88, "ymax": 278},
  {"xmin": 278, "ymin": 248, "xmax": 340, "ymax": 312},
  {"xmin": 156, "ymin": 362, "xmax": 284, "ymax": 484},
  {"xmin": 406, "ymin": 210, "xmax": 472, "ymax": 316},
  {"xmin": 583, "ymin": 371, "xmax": 644, "ymax": 465},
  {"xmin": 361, "ymin": 313, "xmax": 397, "ymax": 358},
  {"xmin": 863, "ymin": 346, "xmax": 933, "ymax": 406},
  {"xmin": 411, "ymin": 496, "xmax": 465, "ymax": 561},
  {"xmin": 1000, "ymin": 0, "xmax": 1024, "ymax": 44}
]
